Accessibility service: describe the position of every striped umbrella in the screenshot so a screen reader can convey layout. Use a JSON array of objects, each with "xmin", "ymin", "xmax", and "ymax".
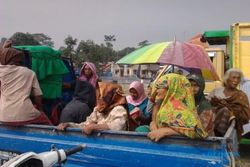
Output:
[{"xmin": 116, "ymin": 41, "xmax": 219, "ymax": 81}]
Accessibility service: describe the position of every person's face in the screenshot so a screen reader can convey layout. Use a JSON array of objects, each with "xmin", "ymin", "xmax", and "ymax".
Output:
[
  {"xmin": 190, "ymin": 80, "xmax": 200, "ymax": 96},
  {"xmin": 227, "ymin": 72, "xmax": 241, "ymax": 89},
  {"xmin": 129, "ymin": 88, "xmax": 139, "ymax": 100},
  {"xmin": 84, "ymin": 66, "xmax": 92, "ymax": 78}
]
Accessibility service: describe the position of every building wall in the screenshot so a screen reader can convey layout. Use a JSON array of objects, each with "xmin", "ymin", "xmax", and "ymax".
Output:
[{"xmin": 111, "ymin": 63, "xmax": 159, "ymax": 78}]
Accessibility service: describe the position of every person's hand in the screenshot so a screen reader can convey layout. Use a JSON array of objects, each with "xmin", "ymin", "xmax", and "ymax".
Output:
[
  {"xmin": 82, "ymin": 124, "xmax": 95, "ymax": 135},
  {"xmin": 148, "ymin": 128, "xmax": 178, "ymax": 142},
  {"xmin": 137, "ymin": 111, "xmax": 145, "ymax": 120},
  {"xmin": 211, "ymin": 97, "xmax": 227, "ymax": 107},
  {"xmin": 149, "ymin": 121, "xmax": 157, "ymax": 131},
  {"xmin": 130, "ymin": 107, "xmax": 140, "ymax": 120},
  {"xmin": 63, "ymin": 83, "xmax": 71, "ymax": 89},
  {"xmin": 147, "ymin": 129, "xmax": 166, "ymax": 142},
  {"xmin": 219, "ymin": 99, "xmax": 227, "ymax": 105},
  {"xmin": 57, "ymin": 123, "xmax": 70, "ymax": 131}
]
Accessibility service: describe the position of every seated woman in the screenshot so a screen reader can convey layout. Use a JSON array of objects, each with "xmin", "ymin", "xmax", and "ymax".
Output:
[
  {"xmin": 79, "ymin": 62, "xmax": 98, "ymax": 88},
  {"xmin": 187, "ymin": 74, "xmax": 215, "ymax": 136},
  {"xmin": 0, "ymin": 47, "xmax": 51, "ymax": 125},
  {"xmin": 126, "ymin": 81, "xmax": 150, "ymax": 131},
  {"xmin": 57, "ymin": 82, "xmax": 128, "ymax": 135},
  {"xmin": 59, "ymin": 62, "xmax": 98, "ymax": 123},
  {"xmin": 208, "ymin": 68, "xmax": 250, "ymax": 139},
  {"xmin": 148, "ymin": 73, "xmax": 207, "ymax": 142}
]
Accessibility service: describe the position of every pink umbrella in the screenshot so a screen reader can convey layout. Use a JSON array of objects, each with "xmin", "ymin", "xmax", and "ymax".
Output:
[{"xmin": 158, "ymin": 41, "xmax": 220, "ymax": 80}]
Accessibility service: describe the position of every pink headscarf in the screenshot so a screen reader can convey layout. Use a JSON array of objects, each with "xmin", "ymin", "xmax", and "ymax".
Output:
[
  {"xmin": 79, "ymin": 62, "xmax": 98, "ymax": 88},
  {"xmin": 126, "ymin": 81, "xmax": 147, "ymax": 106}
]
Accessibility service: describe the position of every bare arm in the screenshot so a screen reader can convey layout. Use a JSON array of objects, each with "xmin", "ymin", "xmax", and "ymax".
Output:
[
  {"xmin": 150, "ymin": 101, "xmax": 161, "ymax": 131},
  {"xmin": 82, "ymin": 123, "xmax": 109, "ymax": 135},
  {"xmin": 148, "ymin": 127, "xmax": 179, "ymax": 142},
  {"xmin": 33, "ymin": 95, "xmax": 44, "ymax": 112}
]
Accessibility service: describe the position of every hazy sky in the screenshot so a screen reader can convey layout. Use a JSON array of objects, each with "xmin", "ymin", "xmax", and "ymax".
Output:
[{"xmin": 1, "ymin": 0, "xmax": 250, "ymax": 50}]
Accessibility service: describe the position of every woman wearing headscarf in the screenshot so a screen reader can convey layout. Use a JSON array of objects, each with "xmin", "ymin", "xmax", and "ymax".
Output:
[
  {"xmin": 59, "ymin": 62, "xmax": 98, "ymax": 123},
  {"xmin": 208, "ymin": 68, "xmax": 250, "ymax": 139},
  {"xmin": 57, "ymin": 82, "xmax": 128, "ymax": 135},
  {"xmin": 0, "ymin": 48, "xmax": 52, "ymax": 125},
  {"xmin": 79, "ymin": 62, "xmax": 98, "ymax": 88},
  {"xmin": 126, "ymin": 81, "xmax": 150, "ymax": 131},
  {"xmin": 148, "ymin": 73, "xmax": 207, "ymax": 142},
  {"xmin": 59, "ymin": 79, "xmax": 96, "ymax": 123},
  {"xmin": 187, "ymin": 74, "xmax": 215, "ymax": 136}
]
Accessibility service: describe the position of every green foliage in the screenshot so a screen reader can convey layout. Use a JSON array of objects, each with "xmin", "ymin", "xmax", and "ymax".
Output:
[
  {"xmin": 117, "ymin": 47, "xmax": 136, "ymax": 60},
  {"xmin": 60, "ymin": 36, "xmax": 119, "ymax": 70},
  {"xmin": 5, "ymin": 32, "xmax": 146, "ymax": 75},
  {"xmin": 138, "ymin": 40, "xmax": 150, "ymax": 48},
  {"xmin": 10, "ymin": 32, "xmax": 40, "ymax": 46},
  {"xmin": 59, "ymin": 35, "xmax": 77, "ymax": 59},
  {"xmin": 104, "ymin": 35, "xmax": 116, "ymax": 48},
  {"xmin": 8, "ymin": 32, "xmax": 54, "ymax": 47},
  {"xmin": 32, "ymin": 33, "xmax": 54, "ymax": 47}
]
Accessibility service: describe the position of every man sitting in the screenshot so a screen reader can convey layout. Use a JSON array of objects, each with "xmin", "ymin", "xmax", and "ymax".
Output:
[{"xmin": 0, "ymin": 47, "xmax": 51, "ymax": 125}]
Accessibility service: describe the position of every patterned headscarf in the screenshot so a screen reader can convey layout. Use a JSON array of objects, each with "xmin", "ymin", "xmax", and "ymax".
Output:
[
  {"xmin": 0, "ymin": 48, "xmax": 24, "ymax": 65},
  {"xmin": 95, "ymin": 82, "xmax": 127, "ymax": 114},
  {"xmin": 152, "ymin": 73, "xmax": 207, "ymax": 138},
  {"xmin": 126, "ymin": 81, "xmax": 147, "ymax": 106},
  {"xmin": 79, "ymin": 62, "xmax": 98, "ymax": 88}
]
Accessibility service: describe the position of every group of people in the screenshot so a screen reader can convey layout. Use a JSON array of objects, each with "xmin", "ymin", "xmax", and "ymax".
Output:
[
  {"xmin": 58, "ymin": 63, "xmax": 250, "ymax": 142},
  {"xmin": 1, "ymin": 42, "xmax": 250, "ymax": 142}
]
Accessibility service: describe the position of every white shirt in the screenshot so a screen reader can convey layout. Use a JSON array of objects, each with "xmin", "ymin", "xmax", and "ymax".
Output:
[
  {"xmin": 0, "ymin": 65, "xmax": 42, "ymax": 122},
  {"xmin": 70, "ymin": 106, "xmax": 128, "ymax": 131}
]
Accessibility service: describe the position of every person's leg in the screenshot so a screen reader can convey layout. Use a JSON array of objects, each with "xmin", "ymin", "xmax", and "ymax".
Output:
[
  {"xmin": 59, "ymin": 100, "xmax": 76, "ymax": 123},
  {"xmin": 60, "ymin": 100, "xmax": 92, "ymax": 123},
  {"xmin": 74, "ymin": 103, "xmax": 91, "ymax": 123}
]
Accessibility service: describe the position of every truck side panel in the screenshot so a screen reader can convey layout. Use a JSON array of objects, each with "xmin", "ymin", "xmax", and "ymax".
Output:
[{"xmin": 232, "ymin": 23, "xmax": 250, "ymax": 78}]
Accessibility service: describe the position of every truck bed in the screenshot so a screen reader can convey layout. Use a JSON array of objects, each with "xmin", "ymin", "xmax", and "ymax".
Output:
[{"xmin": 0, "ymin": 124, "xmax": 236, "ymax": 167}]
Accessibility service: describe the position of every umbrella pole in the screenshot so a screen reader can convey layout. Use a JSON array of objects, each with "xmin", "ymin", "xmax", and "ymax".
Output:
[{"xmin": 153, "ymin": 65, "xmax": 168, "ymax": 84}]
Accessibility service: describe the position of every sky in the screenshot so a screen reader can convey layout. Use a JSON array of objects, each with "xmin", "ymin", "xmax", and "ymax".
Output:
[{"xmin": 1, "ymin": 0, "xmax": 250, "ymax": 50}]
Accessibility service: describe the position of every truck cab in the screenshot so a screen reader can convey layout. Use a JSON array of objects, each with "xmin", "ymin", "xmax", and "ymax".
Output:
[{"xmin": 203, "ymin": 23, "xmax": 250, "ymax": 80}]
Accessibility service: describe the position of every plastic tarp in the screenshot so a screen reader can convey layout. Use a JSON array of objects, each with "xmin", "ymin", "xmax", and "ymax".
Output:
[
  {"xmin": 203, "ymin": 30, "xmax": 230, "ymax": 45},
  {"xmin": 15, "ymin": 46, "xmax": 69, "ymax": 99}
]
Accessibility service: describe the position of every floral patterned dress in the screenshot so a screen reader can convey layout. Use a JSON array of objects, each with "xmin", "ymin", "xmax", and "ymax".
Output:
[{"xmin": 152, "ymin": 73, "xmax": 207, "ymax": 139}]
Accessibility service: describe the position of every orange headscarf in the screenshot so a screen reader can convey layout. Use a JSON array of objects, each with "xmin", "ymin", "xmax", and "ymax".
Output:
[{"xmin": 95, "ymin": 82, "xmax": 126, "ymax": 114}]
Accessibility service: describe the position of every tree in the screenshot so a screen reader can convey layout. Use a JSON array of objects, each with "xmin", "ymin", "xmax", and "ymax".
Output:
[
  {"xmin": 2, "ymin": 32, "xmax": 54, "ymax": 47},
  {"xmin": 117, "ymin": 47, "xmax": 136, "ymax": 60},
  {"xmin": 32, "ymin": 33, "xmax": 54, "ymax": 47},
  {"xmin": 138, "ymin": 40, "xmax": 150, "ymax": 48},
  {"xmin": 60, "ymin": 35, "xmax": 77, "ymax": 58},
  {"xmin": 104, "ymin": 35, "xmax": 116, "ymax": 48},
  {"xmin": 10, "ymin": 32, "xmax": 40, "ymax": 46}
]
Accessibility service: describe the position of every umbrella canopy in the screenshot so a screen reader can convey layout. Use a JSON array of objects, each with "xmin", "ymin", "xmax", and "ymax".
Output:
[{"xmin": 116, "ymin": 41, "xmax": 219, "ymax": 81}]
